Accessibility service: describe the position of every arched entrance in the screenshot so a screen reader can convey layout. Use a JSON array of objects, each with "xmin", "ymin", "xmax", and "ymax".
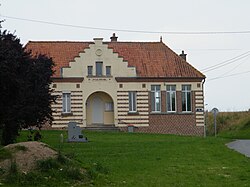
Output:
[{"xmin": 86, "ymin": 92, "xmax": 114, "ymax": 126}]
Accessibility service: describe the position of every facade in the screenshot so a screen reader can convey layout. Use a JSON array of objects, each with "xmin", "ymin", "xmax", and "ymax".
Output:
[{"xmin": 26, "ymin": 34, "xmax": 206, "ymax": 136}]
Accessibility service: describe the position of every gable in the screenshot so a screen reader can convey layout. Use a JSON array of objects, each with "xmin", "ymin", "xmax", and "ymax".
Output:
[{"xmin": 62, "ymin": 38, "xmax": 136, "ymax": 78}]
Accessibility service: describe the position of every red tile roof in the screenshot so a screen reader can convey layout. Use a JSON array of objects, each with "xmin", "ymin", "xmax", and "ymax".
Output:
[{"xmin": 25, "ymin": 41, "xmax": 205, "ymax": 79}]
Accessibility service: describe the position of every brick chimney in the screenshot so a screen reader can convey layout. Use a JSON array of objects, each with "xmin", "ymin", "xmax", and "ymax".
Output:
[
  {"xmin": 110, "ymin": 33, "xmax": 118, "ymax": 42},
  {"xmin": 179, "ymin": 50, "xmax": 187, "ymax": 61}
]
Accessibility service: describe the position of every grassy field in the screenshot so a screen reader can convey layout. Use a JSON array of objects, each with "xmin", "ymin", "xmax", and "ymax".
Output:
[{"xmin": 11, "ymin": 130, "xmax": 250, "ymax": 186}]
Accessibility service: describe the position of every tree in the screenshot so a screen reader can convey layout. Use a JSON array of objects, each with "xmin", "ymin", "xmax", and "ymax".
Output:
[{"xmin": 0, "ymin": 29, "xmax": 55, "ymax": 145}]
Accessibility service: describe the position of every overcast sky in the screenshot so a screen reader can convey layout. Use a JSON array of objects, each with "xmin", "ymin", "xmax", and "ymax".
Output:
[{"xmin": 1, "ymin": 0, "xmax": 250, "ymax": 111}]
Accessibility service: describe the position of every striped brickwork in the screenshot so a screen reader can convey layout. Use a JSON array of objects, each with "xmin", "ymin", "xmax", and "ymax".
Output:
[
  {"xmin": 117, "ymin": 91, "xmax": 149, "ymax": 127},
  {"xmin": 51, "ymin": 90, "xmax": 83, "ymax": 128}
]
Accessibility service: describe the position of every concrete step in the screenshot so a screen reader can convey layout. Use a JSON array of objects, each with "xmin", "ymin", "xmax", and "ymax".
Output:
[{"xmin": 84, "ymin": 124, "xmax": 120, "ymax": 132}]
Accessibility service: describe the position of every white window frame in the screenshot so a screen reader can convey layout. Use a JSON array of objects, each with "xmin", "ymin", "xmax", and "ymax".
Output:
[
  {"xmin": 151, "ymin": 85, "xmax": 161, "ymax": 112},
  {"xmin": 182, "ymin": 85, "xmax": 192, "ymax": 112},
  {"xmin": 62, "ymin": 92, "xmax": 71, "ymax": 113},
  {"xmin": 166, "ymin": 85, "xmax": 176, "ymax": 112},
  {"xmin": 129, "ymin": 91, "xmax": 137, "ymax": 113}
]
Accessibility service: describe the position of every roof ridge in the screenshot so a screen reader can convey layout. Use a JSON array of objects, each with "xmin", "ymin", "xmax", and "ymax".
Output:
[
  {"xmin": 104, "ymin": 41, "xmax": 162, "ymax": 44},
  {"xmin": 27, "ymin": 41, "xmax": 162, "ymax": 44},
  {"xmin": 27, "ymin": 41, "xmax": 93, "ymax": 44}
]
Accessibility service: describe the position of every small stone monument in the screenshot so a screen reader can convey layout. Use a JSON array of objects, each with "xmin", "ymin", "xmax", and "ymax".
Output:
[
  {"xmin": 211, "ymin": 108, "xmax": 219, "ymax": 137},
  {"xmin": 67, "ymin": 122, "xmax": 88, "ymax": 142}
]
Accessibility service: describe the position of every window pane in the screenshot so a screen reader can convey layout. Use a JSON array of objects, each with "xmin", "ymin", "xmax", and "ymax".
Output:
[
  {"xmin": 129, "ymin": 92, "xmax": 136, "ymax": 112},
  {"xmin": 151, "ymin": 85, "xmax": 155, "ymax": 91},
  {"xmin": 182, "ymin": 92, "xmax": 186, "ymax": 111},
  {"xmin": 181, "ymin": 85, "xmax": 191, "ymax": 112},
  {"xmin": 87, "ymin": 66, "xmax": 92, "ymax": 76},
  {"xmin": 151, "ymin": 85, "xmax": 161, "ymax": 112},
  {"xmin": 171, "ymin": 93, "xmax": 176, "ymax": 111},
  {"xmin": 62, "ymin": 93, "xmax": 71, "ymax": 113},
  {"xmin": 166, "ymin": 85, "xmax": 176, "ymax": 112},
  {"xmin": 167, "ymin": 92, "xmax": 171, "ymax": 111},
  {"xmin": 156, "ymin": 97, "xmax": 160, "ymax": 111},
  {"xmin": 67, "ymin": 94, "xmax": 71, "ymax": 112},
  {"xmin": 129, "ymin": 92, "xmax": 133, "ymax": 111},
  {"xmin": 63, "ymin": 94, "xmax": 66, "ymax": 112},
  {"xmin": 156, "ymin": 85, "xmax": 160, "ymax": 91},
  {"xmin": 182, "ymin": 85, "xmax": 191, "ymax": 91},
  {"xmin": 105, "ymin": 102, "xmax": 113, "ymax": 111},
  {"xmin": 96, "ymin": 62, "xmax": 103, "ymax": 76},
  {"xmin": 133, "ymin": 94, "xmax": 136, "ymax": 111},
  {"xmin": 151, "ymin": 85, "xmax": 160, "ymax": 91},
  {"xmin": 106, "ymin": 66, "xmax": 111, "ymax": 76},
  {"xmin": 187, "ymin": 92, "xmax": 191, "ymax": 111},
  {"xmin": 151, "ymin": 92, "xmax": 156, "ymax": 111}
]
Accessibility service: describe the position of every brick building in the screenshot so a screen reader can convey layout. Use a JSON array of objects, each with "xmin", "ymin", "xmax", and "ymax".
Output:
[{"xmin": 25, "ymin": 34, "xmax": 206, "ymax": 135}]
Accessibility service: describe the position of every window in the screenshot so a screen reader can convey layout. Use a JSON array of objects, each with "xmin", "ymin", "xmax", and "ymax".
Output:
[
  {"xmin": 151, "ymin": 85, "xmax": 161, "ymax": 112},
  {"xmin": 106, "ymin": 66, "xmax": 111, "ymax": 76},
  {"xmin": 96, "ymin": 61, "xmax": 103, "ymax": 76},
  {"xmin": 166, "ymin": 85, "xmax": 176, "ymax": 112},
  {"xmin": 87, "ymin": 66, "xmax": 93, "ymax": 76},
  {"xmin": 105, "ymin": 102, "xmax": 114, "ymax": 111},
  {"xmin": 62, "ymin": 92, "xmax": 71, "ymax": 113},
  {"xmin": 129, "ymin": 92, "xmax": 137, "ymax": 112},
  {"xmin": 182, "ymin": 85, "xmax": 192, "ymax": 112}
]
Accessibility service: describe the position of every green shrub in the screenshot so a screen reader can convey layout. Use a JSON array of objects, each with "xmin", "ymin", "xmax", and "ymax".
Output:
[
  {"xmin": 88, "ymin": 162, "xmax": 109, "ymax": 178},
  {"xmin": 37, "ymin": 158, "xmax": 60, "ymax": 171},
  {"xmin": 4, "ymin": 160, "xmax": 19, "ymax": 184},
  {"xmin": 206, "ymin": 111, "xmax": 250, "ymax": 137},
  {"xmin": 9, "ymin": 159, "xmax": 18, "ymax": 174},
  {"xmin": 0, "ymin": 148, "xmax": 12, "ymax": 161},
  {"xmin": 14, "ymin": 145, "xmax": 28, "ymax": 152},
  {"xmin": 64, "ymin": 166, "xmax": 83, "ymax": 180},
  {"xmin": 34, "ymin": 131, "xmax": 42, "ymax": 141},
  {"xmin": 57, "ymin": 151, "xmax": 68, "ymax": 164}
]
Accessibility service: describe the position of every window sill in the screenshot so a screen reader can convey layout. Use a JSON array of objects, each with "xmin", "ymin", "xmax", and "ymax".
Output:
[
  {"xmin": 182, "ymin": 111, "xmax": 193, "ymax": 114},
  {"xmin": 150, "ymin": 111, "xmax": 161, "ymax": 114},
  {"xmin": 128, "ymin": 111, "xmax": 139, "ymax": 115},
  {"xmin": 61, "ymin": 112, "xmax": 73, "ymax": 116},
  {"xmin": 87, "ymin": 75, "xmax": 113, "ymax": 78},
  {"xmin": 150, "ymin": 112, "xmax": 194, "ymax": 115},
  {"xmin": 166, "ymin": 111, "xmax": 177, "ymax": 113}
]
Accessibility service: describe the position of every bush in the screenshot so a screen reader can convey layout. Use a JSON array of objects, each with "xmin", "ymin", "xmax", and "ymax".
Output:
[
  {"xmin": 0, "ymin": 148, "xmax": 12, "ymax": 161},
  {"xmin": 37, "ymin": 158, "xmax": 60, "ymax": 171},
  {"xmin": 14, "ymin": 145, "xmax": 28, "ymax": 152},
  {"xmin": 206, "ymin": 111, "xmax": 250, "ymax": 138},
  {"xmin": 34, "ymin": 131, "xmax": 42, "ymax": 141}
]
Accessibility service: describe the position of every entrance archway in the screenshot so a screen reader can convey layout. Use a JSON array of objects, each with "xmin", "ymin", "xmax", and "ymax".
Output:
[{"xmin": 86, "ymin": 92, "xmax": 114, "ymax": 126}]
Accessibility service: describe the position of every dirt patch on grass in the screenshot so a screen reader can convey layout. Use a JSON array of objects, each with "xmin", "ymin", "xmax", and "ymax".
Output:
[{"xmin": 0, "ymin": 141, "xmax": 57, "ymax": 172}]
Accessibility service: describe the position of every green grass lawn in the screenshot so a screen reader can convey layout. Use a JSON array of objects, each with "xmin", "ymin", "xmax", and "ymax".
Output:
[{"xmin": 15, "ymin": 130, "xmax": 250, "ymax": 187}]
